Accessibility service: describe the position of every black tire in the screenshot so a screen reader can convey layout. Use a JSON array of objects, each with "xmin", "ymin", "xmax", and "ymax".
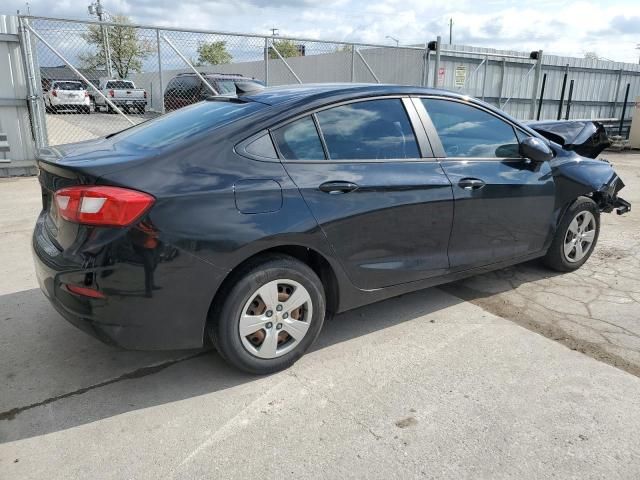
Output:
[
  {"xmin": 137, "ymin": 105, "xmax": 146, "ymax": 114},
  {"xmin": 209, "ymin": 254, "xmax": 326, "ymax": 374},
  {"xmin": 543, "ymin": 196, "xmax": 600, "ymax": 272}
]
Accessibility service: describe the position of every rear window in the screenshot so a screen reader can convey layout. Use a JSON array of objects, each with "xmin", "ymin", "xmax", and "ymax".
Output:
[
  {"xmin": 110, "ymin": 100, "xmax": 264, "ymax": 150},
  {"xmin": 211, "ymin": 79, "xmax": 264, "ymax": 95},
  {"xmin": 106, "ymin": 81, "xmax": 135, "ymax": 89},
  {"xmin": 53, "ymin": 82, "xmax": 84, "ymax": 91}
]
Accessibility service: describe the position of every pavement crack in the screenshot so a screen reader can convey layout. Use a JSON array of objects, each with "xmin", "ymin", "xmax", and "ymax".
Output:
[{"xmin": 0, "ymin": 351, "xmax": 208, "ymax": 421}]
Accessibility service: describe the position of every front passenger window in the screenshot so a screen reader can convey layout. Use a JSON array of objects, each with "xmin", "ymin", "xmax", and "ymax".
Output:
[{"xmin": 422, "ymin": 99, "xmax": 519, "ymax": 158}]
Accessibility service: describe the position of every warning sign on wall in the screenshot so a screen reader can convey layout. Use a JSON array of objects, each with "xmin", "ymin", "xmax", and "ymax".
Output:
[
  {"xmin": 454, "ymin": 65, "xmax": 467, "ymax": 88},
  {"xmin": 437, "ymin": 67, "xmax": 445, "ymax": 87}
]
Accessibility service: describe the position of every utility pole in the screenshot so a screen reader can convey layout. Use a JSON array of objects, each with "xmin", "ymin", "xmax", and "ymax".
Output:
[
  {"xmin": 88, "ymin": 0, "xmax": 113, "ymax": 78},
  {"xmin": 270, "ymin": 28, "xmax": 279, "ymax": 36},
  {"xmin": 449, "ymin": 18, "xmax": 453, "ymax": 44}
]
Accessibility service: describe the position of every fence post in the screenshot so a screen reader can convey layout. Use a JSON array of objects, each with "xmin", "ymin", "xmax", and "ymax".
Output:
[
  {"xmin": 619, "ymin": 83, "xmax": 630, "ymax": 137},
  {"xmin": 264, "ymin": 37, "xmax": 269, "ymax": 86},
  {"xmin": 565, "ymin": 79, "xmax": 574, "ymax": 120},
  {"xmin": 422, "ymin": 48, "xmax": 430, "ymax": 87},
  {"xmin": 611, "ymin": 68, "xmax": 623, "ymax": 118},
  {"xmin": 350, "ymin": 44, "xmax": 355, "ymax": 82},
  {"xmin": 432, "ymin": 35, "xmax": 441, "ymax": 88},
  {"xmin": 481, "ymin": 55, "xmax": 488, "ymax": 100},
  {"xmin": 528, "ymin": 49, "xmax": 543, "ymax": 119},
  {"xmin": 155, "ymin": 29, "xmax": 165, "ymax": 113},
  {"xmin": 498, "ymin": 58, "xmax": 505, "ymax": 107},
  {"xmin": 537, "ymin": 73, "xmax": 547, "ymax": 120},
  {"xmin": 557, "ymin": 64, "xmax": 569, "ymax": 120},
  {"xmin": 18, "ymin": 17, "xmax": 47, "ymax": 149}
]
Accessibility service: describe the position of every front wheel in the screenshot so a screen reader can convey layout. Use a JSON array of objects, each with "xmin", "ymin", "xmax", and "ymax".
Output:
[
  {"xmin": 210, "ymin": 255, "xmax": 326, "ymax": 374},
  {"xmin": 543, "ymin": 197, "xmax": 600, "ymax": 272}
]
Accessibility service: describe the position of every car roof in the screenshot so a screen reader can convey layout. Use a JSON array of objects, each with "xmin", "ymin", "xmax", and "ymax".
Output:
[
  {"xmin": 240, "ymin": 83, "xmax": 534, "ymax": 134},
  {"xmin": 242, "ymin": 83, "xmax": 469, "ymax": 106}
]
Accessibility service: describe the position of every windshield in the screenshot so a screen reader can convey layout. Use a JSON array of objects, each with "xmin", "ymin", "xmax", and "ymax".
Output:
[
  {"xmin": 110, "ymin": 100, "xmax": 265, "ymax": 151},
  {"xmin": 54, "ymin": 82, "xmax": 84, "ymax": 91},
  {"xmin": 106, "ymin": 81, "xmax": 135, "ymax": 89}
]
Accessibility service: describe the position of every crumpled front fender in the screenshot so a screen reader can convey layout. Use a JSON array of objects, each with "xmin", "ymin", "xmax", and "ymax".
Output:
[{"xmin": 551, "ymin": 153, "xmax": 630, "ymax": 215}]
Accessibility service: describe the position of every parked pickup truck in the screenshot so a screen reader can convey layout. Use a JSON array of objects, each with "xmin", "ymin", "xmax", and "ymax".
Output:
[{"xmin": 91, "ymin": 79, "xmax": 147, "ymax": 114}]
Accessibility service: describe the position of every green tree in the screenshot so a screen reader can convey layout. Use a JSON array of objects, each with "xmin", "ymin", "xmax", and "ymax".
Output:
[
  {"xmin": 269, "ymin": 39, "xmax": 301, "ymax": 59},
  {"xmin": 79, "ymin": 14, "xmax": 153, "ymax": 78},
  {"xmin": 197, "ymin": 41, "xmax": 232, "ymax": 65},
  {"xmin": 335, "ymin": 44, "xmax": 352, "ymax": 53}
]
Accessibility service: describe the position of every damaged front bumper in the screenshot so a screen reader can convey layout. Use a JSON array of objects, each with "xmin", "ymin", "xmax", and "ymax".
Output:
[{"xmin": 597, "ymin": 175, "xmax": 631, "ymax": 215}]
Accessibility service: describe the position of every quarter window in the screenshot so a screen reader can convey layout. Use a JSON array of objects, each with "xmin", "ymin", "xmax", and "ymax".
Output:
[
  {"xmin": 272, "ymin": 116, "xmax": 325, "ymax": 160},
  {"xmin": 422, "ymin": 99, "xmax": 519, "ymax": 158},
  {"xmin": 316, "ymin": 99, "xmax": 420, "ymax": 160}
]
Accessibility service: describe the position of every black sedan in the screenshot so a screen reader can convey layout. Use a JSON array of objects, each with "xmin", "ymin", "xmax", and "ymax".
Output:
[{"xmin": 33, "ymin": 84, "xmax": 630, "ymax": 374}]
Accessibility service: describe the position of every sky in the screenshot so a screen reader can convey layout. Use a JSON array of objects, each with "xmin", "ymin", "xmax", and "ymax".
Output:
[{"xmin": 3, "ymin": 0, "xmax": 640, "ymax": 63}]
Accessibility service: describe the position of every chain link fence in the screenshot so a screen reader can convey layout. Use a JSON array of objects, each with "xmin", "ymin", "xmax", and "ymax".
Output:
[{"xmin": 17, "ymin": 16, "xmax": 640, "ymax": 148}]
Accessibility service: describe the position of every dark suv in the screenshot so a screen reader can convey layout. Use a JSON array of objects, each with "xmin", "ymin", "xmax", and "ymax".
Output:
[{"xmin": 163, "ymin": 72, "xmax": 264, "ymax": 111}]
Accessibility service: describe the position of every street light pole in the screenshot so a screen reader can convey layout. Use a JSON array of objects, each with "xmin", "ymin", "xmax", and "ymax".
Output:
[{"xmin": 385, "ymin": 35, "xmax": 399, "ymax": 47}]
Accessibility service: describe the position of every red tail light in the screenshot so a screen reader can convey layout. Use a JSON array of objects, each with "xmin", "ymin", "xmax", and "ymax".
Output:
[
  {"xmin": 66, "ymin": 284, "xmax": 106, "ymax": 299},
  {"xmin": 109, "ymin": 89, "xmax": 115, "ymax": 97},
  {"xmin": 54, "ymin": 186, "xmax": 155, "ymax": 227},
  {"xmin": 144, "ymin": 91, "xmax": 147, "ymax": 99},
  {"xmin": 52, "ymin": 90, "xmax": 58, "ymax": 97}
]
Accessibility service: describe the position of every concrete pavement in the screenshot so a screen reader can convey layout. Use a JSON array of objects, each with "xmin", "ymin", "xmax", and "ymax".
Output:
[{"xmin": 1, "ymin": 155, "xmax": 640, "ymax": 479}]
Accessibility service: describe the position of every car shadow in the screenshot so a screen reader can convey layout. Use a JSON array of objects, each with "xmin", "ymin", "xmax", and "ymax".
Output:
[
  {"xmin": 1, "ymin": 284, "xmax": 469, "ymax": 443},
  {"xmin": 441, "ymin": 259, "xmax": 565, "ymax": 302}
]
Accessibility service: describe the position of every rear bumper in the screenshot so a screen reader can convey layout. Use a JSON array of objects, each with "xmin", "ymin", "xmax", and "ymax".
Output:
[
  {"xmin": 109, "ymin": 99, "xmax": 146, "ymax": 107},
  {"xmin": 32, "ymin": 213, "xmax": 227, "ymax": 350},
  {"xmin": 50, "ymin": 97, "xmax": 90, "ymax": 107}
]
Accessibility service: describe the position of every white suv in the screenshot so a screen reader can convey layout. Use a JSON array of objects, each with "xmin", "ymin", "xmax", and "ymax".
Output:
[{"xmin": 44, "ymin": 81, "xmax": 90, "ymax": 114}]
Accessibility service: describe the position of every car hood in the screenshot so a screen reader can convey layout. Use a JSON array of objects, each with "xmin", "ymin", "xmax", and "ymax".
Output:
[{"xmin": 527, "ymin": 120, "xmax": 610, "ymax": 159}]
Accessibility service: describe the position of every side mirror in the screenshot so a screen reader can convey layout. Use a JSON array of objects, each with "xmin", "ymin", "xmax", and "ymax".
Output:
[{"xmin": 520, "ymin": 136, "xmax": 553, "ymax": 162}]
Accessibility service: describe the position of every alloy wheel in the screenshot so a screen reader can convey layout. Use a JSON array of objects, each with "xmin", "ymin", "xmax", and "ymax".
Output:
[{"xmin": 563, "ymin": 211, "xmax": 596, "ymax": 263}]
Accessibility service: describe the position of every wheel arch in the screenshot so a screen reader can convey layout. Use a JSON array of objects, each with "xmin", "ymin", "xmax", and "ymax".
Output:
[{"xmin": 204, "ymin": 243, "xmax": 342, "ymax": 341}]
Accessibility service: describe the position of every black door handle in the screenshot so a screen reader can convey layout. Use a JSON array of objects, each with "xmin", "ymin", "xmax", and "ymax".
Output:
[
  {"xmin": 458, "ymin": 178, "xmax": 486, "ymax": 190},
  {"xmin": 319, "ymin": 181, "xmax": 359, "ymax": 194}
]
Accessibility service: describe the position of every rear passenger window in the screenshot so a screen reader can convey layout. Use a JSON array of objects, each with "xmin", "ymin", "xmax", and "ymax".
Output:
[
  {"xmin": 422, "ymin": 99, "xmax": 519, "ymax": 158},
  {"xmin": 316, "ymin": 99, "xmax": 419, "ymax": 160},
  {"xmin": 273, "ymin": 116, "xmax": 325, "ymax": 160},
  {"xmin": 245, "ymin": 133, "xmax": 278, "ymax": 159}
]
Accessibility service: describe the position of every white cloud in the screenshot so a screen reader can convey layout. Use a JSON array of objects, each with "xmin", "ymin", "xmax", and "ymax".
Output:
[{"xmin": 3, "ymin": 0, "xmax": 640, "ymax": 62}]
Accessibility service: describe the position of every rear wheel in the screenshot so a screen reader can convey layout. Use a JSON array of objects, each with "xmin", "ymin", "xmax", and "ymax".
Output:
[
  {"xmin": 543, "ymin": 197, "xmax": 600, "ymax": 272},
  {"xmin": 210, "ymin": 255, "xmax": 325, "ymax": 374}
]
